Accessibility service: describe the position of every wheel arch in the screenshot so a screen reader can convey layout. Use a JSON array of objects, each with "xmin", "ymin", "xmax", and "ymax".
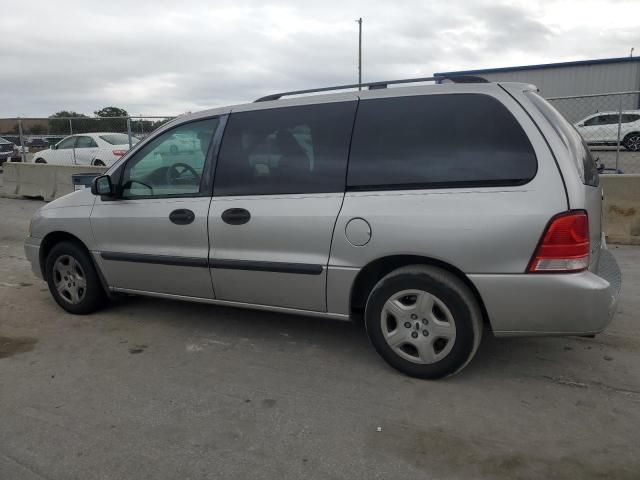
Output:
[
  {"xmin": 349, "ymin": 255, "xmax": 490, "ymax": 328},
  {"xmin": 39, "ymin": 231, "xmax": 110, "ymax": 295}
]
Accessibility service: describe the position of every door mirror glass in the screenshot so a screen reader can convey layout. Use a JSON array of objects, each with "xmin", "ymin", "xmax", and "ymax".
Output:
[{"xmin": 91, "ymin": 175, "xmax": 113, "ymax": 196}]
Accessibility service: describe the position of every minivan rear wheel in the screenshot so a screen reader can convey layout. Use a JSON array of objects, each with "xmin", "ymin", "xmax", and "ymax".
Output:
[
  {"xmin": 365, "ymin": 265, "xmax": 482, "ymax": 379},
  {"xmin": 45, "ymin": 241, "xmax": 106, "ymax": 314}
]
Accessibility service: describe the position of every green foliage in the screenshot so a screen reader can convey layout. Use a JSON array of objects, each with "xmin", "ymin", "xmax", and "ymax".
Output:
[
  {"xmin": 45, "ymin": 107, "xmax": 171, "ymax": 137},
  {"xmin": 48, "ymin": 111, "xmax": 89, "ymax": 135},
  {"xmin": 94, "ymin": 106, "xmax": 129, "ymax": 118}
]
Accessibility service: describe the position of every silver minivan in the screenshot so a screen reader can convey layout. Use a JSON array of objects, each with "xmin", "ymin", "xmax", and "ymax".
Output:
[{"xmin": 24, "ymin": 78, "xmax": 622, "ymax": 378}]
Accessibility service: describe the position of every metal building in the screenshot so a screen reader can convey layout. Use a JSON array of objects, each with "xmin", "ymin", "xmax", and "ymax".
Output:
[{"xmin": 434, "ymin": 56, "xmax": 640, "ymax": 122}]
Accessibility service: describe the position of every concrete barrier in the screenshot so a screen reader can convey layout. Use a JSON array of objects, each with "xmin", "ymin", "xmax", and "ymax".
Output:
[
  {"xmin": 2, "ymin": 164, "xmax": 639, "ymax": 244},
  {"xmin": 2, "ymin": 163, "xmax": 107, "ymax": 201},
  {"xmin": 601, "ymin": 174, "xmax": 640, "ymax": 245}
]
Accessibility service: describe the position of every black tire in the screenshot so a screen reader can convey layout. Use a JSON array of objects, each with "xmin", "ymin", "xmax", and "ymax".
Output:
[
  {"xmin": 93, "ymin": 159, "xmax": 105, "ymax": 166},
  {"xmin": 365, "ymin": 265, "xmax": 482, "ymax": 379},
  {"xmin": 45, "ymin": 241, "xmax": 107, "ymax": 314},
  {"xmin": 623, "ymin": 133, "xmax": 640, "ymax": 152},
  {"xmin": 35, "ymin": 158, "xmax": 46, "ymax": 164}
]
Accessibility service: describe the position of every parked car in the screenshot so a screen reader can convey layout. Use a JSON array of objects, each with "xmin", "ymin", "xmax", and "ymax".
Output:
[
  {"xmin": 0, "ymin": 137, "xmax": 17, "ymax": 165},
  {"xmin": 575, "ymin": 110, "xmax": 640, "ymax": 151},
  {"xmin": 27, "ymin": 138, "xmax": 49, "ymax": 148},
  {"xmin": 24, "ymin": 79, "xmax": 621, "ymax": 379},
  {"xmin": 32, "ymin": 133, "xmax": 138, "ymax": 166}
]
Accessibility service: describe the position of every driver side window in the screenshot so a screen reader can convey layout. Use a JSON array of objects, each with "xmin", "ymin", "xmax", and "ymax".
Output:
[
  {"xmin": 121, "ymin": 118, "xmax": 219, "ymax": 198},
  {"xmin": 57, "ymin": 137, "xmax": 76, "ymax": 149}
]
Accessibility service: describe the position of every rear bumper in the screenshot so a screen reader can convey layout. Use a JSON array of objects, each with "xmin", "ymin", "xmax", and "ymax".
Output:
[
  {"xmin": 470, "ymin": 248, "xmax": 622, "ymax": 336},
  {"xmin": 24, "ymin": 236, "xmax": 43, "ymax": 280}
]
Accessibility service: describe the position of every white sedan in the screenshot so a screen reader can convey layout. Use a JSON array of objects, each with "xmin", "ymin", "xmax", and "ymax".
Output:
[{"xmin": 32, "ymin": 133, "xmax": 139, "ymax": 166}]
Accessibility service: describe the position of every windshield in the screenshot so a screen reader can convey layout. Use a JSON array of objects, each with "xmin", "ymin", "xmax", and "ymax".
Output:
[{"xmin": 99, "ymin": 134, "xmax": 139, "ymax": 145}]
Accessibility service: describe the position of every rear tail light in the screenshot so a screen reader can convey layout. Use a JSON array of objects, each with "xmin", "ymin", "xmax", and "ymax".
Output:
[
  {"xmin": 112, "ymin": 149, "xmax": 127, "ymax": 157},
  {"xmin": 528, "ymin": 211, "xmax": 589, "ymax": 273}
]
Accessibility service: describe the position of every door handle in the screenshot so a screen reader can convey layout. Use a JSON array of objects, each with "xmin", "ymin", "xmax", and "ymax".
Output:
[
  {"xmin": 221, "ymin": 208, "xmax": 251, "ymax": 225},
  {"xmin": 169, "ymin": 209, "xmax": 195, "ymax": 225}
]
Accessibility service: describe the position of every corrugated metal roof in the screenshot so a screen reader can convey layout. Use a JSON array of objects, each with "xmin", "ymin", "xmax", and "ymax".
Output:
[{"xmin": 434, "ymin": 56, "xmax": 640, "ymax": 77}]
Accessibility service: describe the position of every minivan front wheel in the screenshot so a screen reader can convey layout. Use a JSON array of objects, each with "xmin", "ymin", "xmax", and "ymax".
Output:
[
  {"xmin": 365, "ymin": 265, "xmax": 482, "ymax": 379},
  {"xmin": 45, "ymin": 241, "xmax": 106, "ymax": 314}
]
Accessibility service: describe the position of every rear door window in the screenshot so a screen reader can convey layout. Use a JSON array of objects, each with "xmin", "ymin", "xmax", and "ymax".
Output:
[
  {"xmin": 214, "ymin": 102, "xmax": 357, "ymax": 196},
  {"xmin": 347, "ymin": 93, "xmax": 537, "ymax": 190}
]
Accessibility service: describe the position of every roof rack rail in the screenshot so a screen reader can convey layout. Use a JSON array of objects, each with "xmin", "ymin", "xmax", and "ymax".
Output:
[{"xmin": 254, "ymin": 75, "xmax": 488, "ymax": 102}]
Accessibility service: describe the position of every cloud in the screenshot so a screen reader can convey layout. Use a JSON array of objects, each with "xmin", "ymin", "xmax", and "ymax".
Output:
[{"xmin": 1, "ymin": 0, "xmax": 639, "ymax": 116}]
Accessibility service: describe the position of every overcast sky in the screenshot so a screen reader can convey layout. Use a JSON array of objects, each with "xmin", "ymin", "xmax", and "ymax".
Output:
[{"xmin": 1, "ymin": 0, "xmax": 639, "ymax": 117}]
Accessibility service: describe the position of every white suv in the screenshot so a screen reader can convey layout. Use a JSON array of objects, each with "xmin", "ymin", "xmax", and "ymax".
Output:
[{"xmin": 574, "ymin": 110, "xmax": 640, "ymax": 151}]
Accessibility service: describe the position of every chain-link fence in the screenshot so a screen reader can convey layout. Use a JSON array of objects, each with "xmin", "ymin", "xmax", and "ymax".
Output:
[
  {"xmin": 0, "ymin": 116, "xmax": 174, "ymax": 166},
  {"xmin": 3, "ymin": 93, "xmax": 640, "ymax": 172},
  {"xmin": 547, "ymin": 91, "xmax": 640, "ymax": 174}
]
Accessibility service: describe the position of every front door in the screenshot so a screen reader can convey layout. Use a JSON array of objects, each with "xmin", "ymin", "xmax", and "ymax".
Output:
[
  {"xmin": 209, "ymin": 101, "xmax": 357, "ymax": 312},
  {"xmin": 73, "ymin": 135, "xmax": 100, "ymax": 165},
  {"xmin": 50, "ymin": 136, "xmax": 76, "ymax": 164},
  {"xmin": 91, "ymin": 117, "xmax": 224, "ymax": 298}
]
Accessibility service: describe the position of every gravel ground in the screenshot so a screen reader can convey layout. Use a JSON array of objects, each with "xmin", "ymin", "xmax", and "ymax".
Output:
[{"xmin": 0, "ymin": 195, "xmax": 639, "ymax": 480}]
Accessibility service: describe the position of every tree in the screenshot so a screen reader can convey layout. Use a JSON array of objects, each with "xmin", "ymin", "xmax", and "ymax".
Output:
[
  {"xmin": 48, "ymin": 111, "xmax": 89, "ymax": 135},
  {"xmin": 94, "ymin": 106, "xmax": 128, "ymax": 117},
  {"xmin": 94, "ymin": 106, "xmax": 129, "ymax": 133}
]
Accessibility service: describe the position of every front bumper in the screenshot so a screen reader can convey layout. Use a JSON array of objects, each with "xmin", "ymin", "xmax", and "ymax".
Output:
[
  {"xmin": 470, "ymin": 248, "xmax": 622, "ymax": 336},
  {"xmin": 24, "ymin": 236, "xmax": 43, "ymax": 280}
]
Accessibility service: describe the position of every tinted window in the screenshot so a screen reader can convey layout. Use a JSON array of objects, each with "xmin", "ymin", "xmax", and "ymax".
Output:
[
  {"xmin": 621, "ymin": 114, "xmax": 640, "ymax": 123},
  {"xmin": 120, "ymin": 118, "xmax": 219, "ymax": 198},
  {"xmin": 526, "ymin": 92, "xmax": 598, "ymax": 187},
  {"xmin": 582, "ymin": 116, "xmax": 600, "ymax": 126},
  {"xmin": 600, "ymin": 114, "xmax": 619, "ymax": 125},
  {"xmin": 347, "ymin": 94, "xmax": 537, "ymax": 189},
  {"xmin": 214, "ymin": 102, "xmax": 357, "ymax": 196}
]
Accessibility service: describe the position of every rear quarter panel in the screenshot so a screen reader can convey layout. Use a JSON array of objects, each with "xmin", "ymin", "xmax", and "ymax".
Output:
[{"xmin": 327, "ymin": 86, "xmax": 568, "ymax": 315}]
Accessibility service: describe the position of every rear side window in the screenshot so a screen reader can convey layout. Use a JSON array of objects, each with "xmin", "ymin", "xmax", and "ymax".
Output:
[
  {"xmin": 214, "ymin": 102, "xmax": 357, "ymax": 196},
  {"xmin": 347, "ymin": 94, "xmax": 537, "ymax": 190},
  {"xmin": 526, "ymin": 92, "xmax": 598, "ymax": 187}
]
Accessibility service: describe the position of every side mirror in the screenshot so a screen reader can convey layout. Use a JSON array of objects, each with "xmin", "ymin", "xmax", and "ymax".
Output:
[
  {"xmin": 49, "ymin": 145, "xmax": 54, "ymax": 150},
  {"xmin": 91, "ymin": 175, "xmax": 114, "ymax": 196}
]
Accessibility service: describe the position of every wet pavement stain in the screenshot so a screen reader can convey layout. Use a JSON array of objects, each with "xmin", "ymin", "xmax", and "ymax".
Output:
[
  {"xmin": 128, "ymin": 344, "xmax": 148, "ymax": 354},
  {"xmin": 0, "ymin": 336, "xmax": 37, "ymax": 359}
]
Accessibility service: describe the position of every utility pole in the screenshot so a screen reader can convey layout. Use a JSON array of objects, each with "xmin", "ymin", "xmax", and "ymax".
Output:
[{"xmin": 356, "ymin": 18, "xmax": 362, "ymax": 90}]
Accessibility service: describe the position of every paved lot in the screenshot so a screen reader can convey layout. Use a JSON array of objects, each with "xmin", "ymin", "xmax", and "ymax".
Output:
[
  {"xmin": 592, "ymin": 147, "xmax": 640, "ymax": 173},
  {"xmin": 0, "ymin": 195, "xmax": 639, "ymax": 480}
]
